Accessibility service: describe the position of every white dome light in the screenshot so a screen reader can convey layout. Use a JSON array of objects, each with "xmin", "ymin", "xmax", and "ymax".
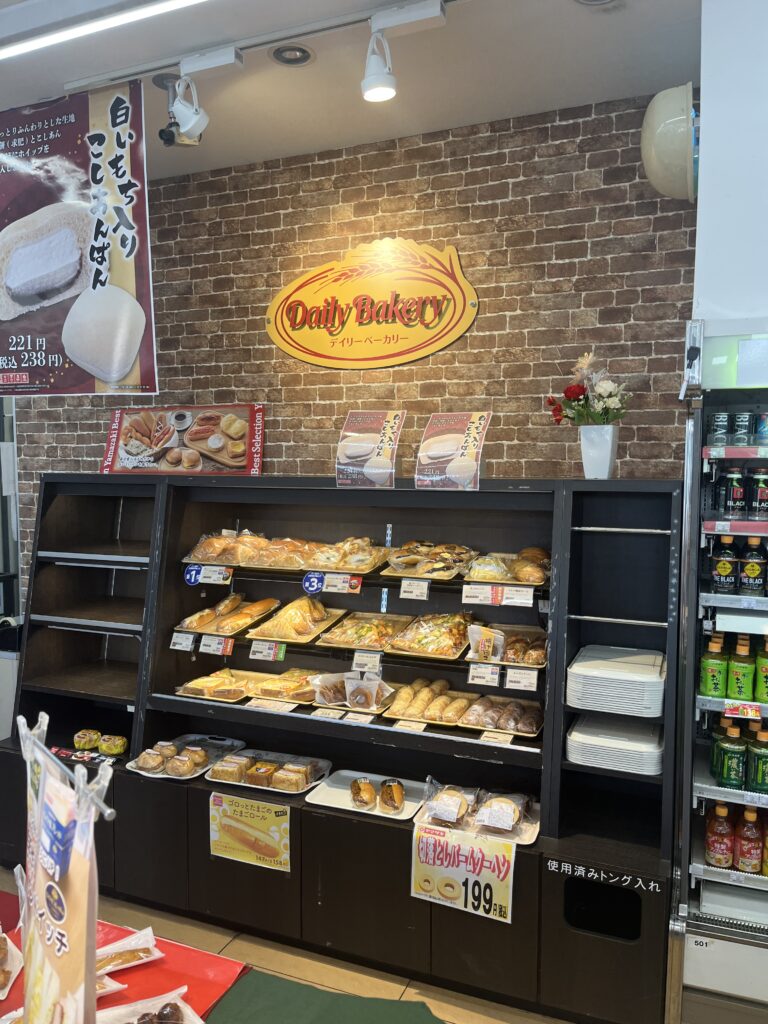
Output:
[{"xmin": 361, "ymin": 32, "xmax": 396, "ymax": 102}]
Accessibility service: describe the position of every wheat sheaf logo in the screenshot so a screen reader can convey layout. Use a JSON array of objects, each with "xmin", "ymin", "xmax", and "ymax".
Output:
[{"xmin": 266, "ymin": 237, "xmax": 478, "ymax": 369}]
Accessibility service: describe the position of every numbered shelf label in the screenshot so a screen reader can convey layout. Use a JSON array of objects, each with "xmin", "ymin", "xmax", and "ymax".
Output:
[
  {"xmin": 324, "ymin": 572, "xmax": 363, "ymax": 594},
  {"xmin": 504, "ymin": 667, "xmax": 538, "ymax": 691},
  {"xmin": 170, "ymin": 631, "xmax": 196, "ymax": 652},
  {"xmin": 467, "ymin": 663, "xmax": 501, "ymax": 687},
  {"xmin": 352, "ymin": 650, "xmax": 383, "ymax": 673},
  {"xmin": 400, "ymin": 578, "xmax": 430, "ymax": 600},
  {"xmin": 249, "ymin": 640, "xmax": 286, "ymax": 662},
  {"xmin": 199, "ymin": 635, "xmax": 234, "ymax": 656},
  {"xmin": 184, "ymin": 563, "xmax": 233, "ymax": 586},
  {"xmin": 462, "ymin": 584, "xmax": 534, "ymax": 608}
]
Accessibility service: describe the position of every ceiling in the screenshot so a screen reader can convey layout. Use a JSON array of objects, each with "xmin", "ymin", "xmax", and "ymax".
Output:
[{"xmin": 0, "ymin": 0, "xmax": 701, "ymax": 181}]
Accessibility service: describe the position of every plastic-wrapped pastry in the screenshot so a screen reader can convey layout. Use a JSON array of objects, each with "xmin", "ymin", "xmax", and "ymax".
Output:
[
  {"xmin": 465, "ymin": 554, "xmax": 513, "ymax": 582},
  {"xmin": 379, "ymin": 778, "xmax": 405, "ymax": 813},
  {"xmin": 424, "ymin": 694, "xmax": 451, "ymax": 721},
  {"xmin": 136, "ymin": 749, "xmax": 164, "ymax": 772},
  {"xmin": 74, "ymin": 729, "xmax": 100, "ymax": 750},
  {"xmin": 351, "ymin": 777, "xmax": 377, "ymax": 808},
  {"xmin": 402, "ymin": 688, "xmax": 433, "ymax": 718},
  {"xmin": 165, "ymin": 754, "xmax": 196, "ymax": 777},
  {"xmin": 480, "ymin": 705, "xmax": 504, "ymax": 729},
  {"xmin": 214, "ymin": 592, "xmax": 243, "ymax": 617},
  {"xmin": 181, "ymin": 745, "xmax": 208, "ymax": 767},
  {"xmin": 389, "ymin": 685, "xmax": 414, "ymax": 716},
  {"xmin": 209, "ymin": 759, "xmax": 246, "ymax": 783},
  {"xmin": 186, "ymin": 534, "xmax": 233, "ymax": 563},
  {"xmin": 460, "ymin": 696, "xmax": 493, "ymax": 726},
  {"xmin": 427, "ymin": 784, "xmax": 471, "ymax": 826},
  {"xmin": 271, "ymin": 769, "xmax": 305, "ymax": 792},
  {"xmin": 496, "ymin": 702, "xmax": 524, "ymax": 731},
  {"xmin": 516, "ymin": 707, "xmax": 544, "ymax": 735},
  {"xmin": 523, "ymin": 641, "xmax": 547, "ymax": 666},
  {"xmin": 153, "ymin": 741, "xmax": 178, "ymax": 759},
  {"xmin": 474, "ymin": 792, "xmax": 528, "ymax": 833},
  {"xmin": 504, "ymin": 639, "xmax": 529, "ymax": 663},
  {"xmin": 98, "ymin": 735, "xmax": 127, "ymax": 756},
  {"xmin": 443, "ymin": 697, "xmax": 472, "ymax": 723},
  {"xmin": 518, "ymin": 546, "xmax": 551, "ymax": 568},
  {"xmin": 512, "ymin": 560, "xmax": 547, "ymax": 585},
  {"xmin": 179, "ymin": 608, "xmax": 216, "ymax": 630}
]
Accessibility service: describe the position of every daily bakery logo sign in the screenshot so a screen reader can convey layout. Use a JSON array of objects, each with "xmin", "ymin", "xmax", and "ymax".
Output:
[{"xmin": 266, "ymin": 237, "xmax": 478, "ymax": 369}]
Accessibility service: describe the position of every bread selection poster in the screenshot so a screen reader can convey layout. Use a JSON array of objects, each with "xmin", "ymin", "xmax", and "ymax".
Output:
[
  {"xmin": 336, "ymin": 409, "xmax": 406, "ymax": 488},
  {"xmin": 101, "ymin": 403, "xmax": 264, "ymax": 475},
  {"xmin": 415, "ymin": 412, "xmax": 492, "ymax": 490},
  {"xmin": 210, "ymin": 793, "xmax": 291, "ymax": 871},
  {"xmin": 0, "ymin": 80, "xmax": 157, "ymax": 395}
]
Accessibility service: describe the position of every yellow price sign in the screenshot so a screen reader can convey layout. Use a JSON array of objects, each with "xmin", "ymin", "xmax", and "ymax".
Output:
[
  {"xmin": 411, "ymin": 822, "xmax": 515, "ymax": 923},
  {"xmin": 209, "ymin": 792, "xmax": 290, "ymax": 872}
]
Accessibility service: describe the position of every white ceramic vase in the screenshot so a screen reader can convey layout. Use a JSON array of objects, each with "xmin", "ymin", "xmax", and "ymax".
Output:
[{"xmin": 579, "ymin": 424, "xmax": 619, "ymax": 479}]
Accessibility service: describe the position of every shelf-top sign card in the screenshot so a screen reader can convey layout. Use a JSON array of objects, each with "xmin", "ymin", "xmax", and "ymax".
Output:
[
  {"xmin": 415, "ymin": 411, "xmax": 491, "ymax": 490},
  {"xmin": 336, "ymin": 409, "xmax": 405, "ymax": 488}
]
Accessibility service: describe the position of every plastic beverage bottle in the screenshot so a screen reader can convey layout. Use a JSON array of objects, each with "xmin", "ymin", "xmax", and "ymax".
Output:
[
  {"xmin": 739, "ymin": 537, "xmax": 768, "ymax": 595},
  {"xmin": 718, "ymin": 726, "xmax": 747, "ymax": 789},
  {"xmin": 734, "ymin": 807, "xmax": 763, "ymax": 873},
  {"xmin": 710, "ymin": 715, "xmax": 732, "ymax": 779},
  {"xmin": 756, "ymin": 640, "xmax": 768, "ymax": 703},
  {"xmin": 763, "ymin": 827, "xmax": 768, "ymax": 877},
  {"xmin": 747, "ymin": 730, "xmax": 768, "ymax": 794},
  {"xmin": 727, "ymin": 639, "xmax": 756, "ymax": 701},
  {"xmin": 700, "ymin": 640, "xmax": 728, "ymax": 697},
  {"xmin": 711, "ymin": 536, "xmax": 740, "ymax": 594},
  {"xmin": 706, "ymin": 804, "xmax": 734, "ymax": 867}
]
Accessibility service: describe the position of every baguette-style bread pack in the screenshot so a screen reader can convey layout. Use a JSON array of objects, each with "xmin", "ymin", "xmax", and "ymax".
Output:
[{"xmin": 0, "ymin": 201, "xmax": 92, "ymax": 319}]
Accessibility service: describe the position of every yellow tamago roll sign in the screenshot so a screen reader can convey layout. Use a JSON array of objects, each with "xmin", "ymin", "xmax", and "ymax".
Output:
[{"xmin": 266, "ymin": 237, "xmax": 478, "ymax": 368}]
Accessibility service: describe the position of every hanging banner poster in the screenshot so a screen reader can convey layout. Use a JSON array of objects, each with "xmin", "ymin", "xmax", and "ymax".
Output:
[
  {"xmin": 101, "ymin": 403, "xmax": 264, "ymax": 475},
  {"xmin": 209, "ymin": 792, "xmax": 290, "ymax": 872},
  {"xmin": 266, "ymin": 237, "xmax": 478, "ymax": 369},
  {"xmin": 336, "ymin": 409, "xmax": 405, "ymax": 488},
  {"xmin": 0, "ymin": 81, "xmax": 157, "ymax": 396},
  {"xmin": 411, "ymin": 821, "xmax": 515, "ymax": 923},
  {"xmin": 415, "ymin": 411, "xmax": 492, "ymax": 490}
]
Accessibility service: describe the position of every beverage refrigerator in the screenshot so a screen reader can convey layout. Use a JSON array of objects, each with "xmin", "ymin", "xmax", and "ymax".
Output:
[{"xmin": 672, "ymin": 320, "xmax": 768, "ymax": 1018}]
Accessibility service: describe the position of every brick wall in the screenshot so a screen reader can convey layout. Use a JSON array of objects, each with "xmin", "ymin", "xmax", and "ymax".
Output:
[{"xmin": 15, "ymin": 94, "xmax": 694, "ymax": 564}]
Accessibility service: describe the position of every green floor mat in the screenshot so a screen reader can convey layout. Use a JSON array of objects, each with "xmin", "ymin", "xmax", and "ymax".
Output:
[{"xmin": 207, "ymin": 967, "xmax": 441, "ymax": 1024}]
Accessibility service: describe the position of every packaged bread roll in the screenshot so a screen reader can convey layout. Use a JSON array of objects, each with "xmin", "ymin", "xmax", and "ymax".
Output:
[
  {"xmin": 424, "ymin": 694, "xmax": 451, "ymax": 721},
  {"xmin": 403, "ymin": 687, "xmax": 432, "ymax": 718},
  {"xmin": 179, "ymin": 608, "xmax": 216, "ymax": 630},
  {"xmin": 429, "ymin": 679, "xmax": 450, "ymax": 695},
  {"xmin": 389, "ymin": 685, "xmax": 414, "ymax": 716},
  {"xmin": 443, "ymin": 697, "xmax": 471, "ymax": 723}
]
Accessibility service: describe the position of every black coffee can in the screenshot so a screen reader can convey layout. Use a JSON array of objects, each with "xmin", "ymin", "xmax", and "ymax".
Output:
[
  {"xmin": 709, "ymin": 412, "xmax": 730, "ymax": 444},
  {"xmin": 732, "ymin": 412, "xmax": 754, "ymax": 446}
]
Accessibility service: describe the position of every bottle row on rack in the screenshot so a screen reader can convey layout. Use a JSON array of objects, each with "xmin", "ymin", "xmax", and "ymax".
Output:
[
  {"xmin": 705, "ymin": 801, "xmax": 768, "ymax": 875},
  {"xmin": 708, "ymin": 411, "xmax": 768, "ymax": 448},
  {"xmin": 710, "ymin": 535, "xmax": 767, "ymax": 596},
  {"xmin": 712, "ymin": 465, "xmax": 768, "ymax": 521},
  {"xmin": 708, "ymin": 716, "xmax": 768, "ymax": 792},
  {"xmin": 700, "ymin": 632, "xmax": 768, "ymax": 701}
]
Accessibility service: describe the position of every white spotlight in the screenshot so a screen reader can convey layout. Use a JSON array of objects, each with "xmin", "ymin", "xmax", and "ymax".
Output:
[{"xmin": 361, "ymin": 32, "xmax": 396, "ymax": 102}]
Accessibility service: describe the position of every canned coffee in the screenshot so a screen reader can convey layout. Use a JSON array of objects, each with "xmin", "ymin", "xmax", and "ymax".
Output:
[
  {"xmin": 709, "ymin": 412, "xmax": 730, "ymax": 445},
  {"xmin": 756, "ymin": 413, "xmax": 768, "ymax": 442},
  {"xmin": 732, "ymin": 412, "xmax": 755, "ymax": 446}
]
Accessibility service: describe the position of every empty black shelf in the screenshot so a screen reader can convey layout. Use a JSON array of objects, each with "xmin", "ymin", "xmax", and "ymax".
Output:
[
  {"xmin": 30, "ymin": 598, "xmax": 145, "ymax": 632},
  {"xmin": 37, "ymin": 541, "xmax": 150, "ymax": 565},
  {"xmin": 22, "ymin": 661, "xmax": 138, "ymax": 704}
]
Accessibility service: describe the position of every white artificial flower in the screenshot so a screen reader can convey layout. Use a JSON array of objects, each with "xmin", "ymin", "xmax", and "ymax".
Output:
[
  {"xmin": 605, "ymin": 396, "xmax": 622, "ymax": 409},
  {"xmin": 592, "ymin": 398, "xmax": 606, "ymax": 412},
  {"xmin": 595, "ymin": 379, "xmax": 618, "ymax": 397}
]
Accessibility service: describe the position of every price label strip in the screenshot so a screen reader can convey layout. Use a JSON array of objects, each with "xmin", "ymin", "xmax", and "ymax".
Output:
[
  {"xmin": 352, "ymin": 650, "xmax": 383, "ymax": 673},
  {"xmin": 199, "ymin": 565, "xmax": 233, "ymax": 585},
  {"xmin": 479, "ymin": 730, "xmax": 513, "ymax": 746},
  {"xmin": 504, "ymin": 667, "xmax": 539, "ymax": 692},
  {"xmin": 249, "ymin": 640, "xmax": 287, "ymax": 662},
  {"xmin": 246, "ymin": 698, "xmax": 298, "ymax": 713},
  {"xmin": 199, "ymin": 635, "xmax": 234, "ymax": 656},
  {"xmin": 400, "ymin": 578, "xmax": 430, "ymax": 600},
  {"xmin": 345, "ymin": 712, "xmax": 374, "ymax": 725},
  {"xmin": 394, "ymin": 720, "xmax": 427, "ymax": 732},
  {"xmin": 724, "ymin": 700, "xmax": 762, "ymax": 719},
  {"xmin": 468, "ymin": 663, "xmax": 501, "ymax": 687},
  {"xmin": 170, "ymin": 631, "xmax": 196, "ymax": 652},
  {"xmin": 311, "ymin": 708, "xmax": 346, "ymax": 720},
  {"xmin": 462, "ymin": 584, "xmax": 534, "ymax": 608},
  {"xmin": 323, "ymin": 573, "xmax": 363, "ymax": 595}
]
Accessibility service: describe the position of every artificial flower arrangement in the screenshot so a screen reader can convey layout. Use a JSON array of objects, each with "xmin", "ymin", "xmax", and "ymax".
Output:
[{"xmin": 547, "ymin": 352, "xmax": 632, "ymax": 425}]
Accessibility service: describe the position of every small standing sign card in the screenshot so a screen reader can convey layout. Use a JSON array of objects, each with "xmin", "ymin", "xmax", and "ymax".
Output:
[
  {"xmin": 336, "ymin": 410, "xmax": 406, "ymax": 488},
  {"xmin": 415, "ymin": 412, "xmax": 492, "ymax": 490}
]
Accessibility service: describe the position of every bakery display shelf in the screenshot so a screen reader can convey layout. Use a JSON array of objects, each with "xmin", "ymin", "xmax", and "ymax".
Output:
[
  {"xmin": 702, "ymin": 445, "xmax": 768, "ymax": 461},
  {"xmin": 699, "ymin": 591, "xmax": 768, "ymax": 612},
  {"xmin": 690, "ymin": 832, "xmax": 768, "ymax": 892},
  {"xmin": 692, "ymin": 748, "xmax": 768, "ymax": 809},
  {"xmin": 145, "ymin": 693, "xmax": 544, "ymax": 765},
  {"xmin": 22, "ymin": 661, "xmax": 138, "ymax": 705},
  {"xmin": 37, "ymin": 541, "xmax": 151, "ymax": 565},
  {"xmin": 30, "ymin": 597, "xmax": 145, "ymax": 633},
  {"xmin": 696, "ymin": 694, "xmax": 768, "ymax": 717},
  {"xmin": 561, "ymin": 761, "xmax": 663, "ymax": 784},
  {"xmin": 702, "ymin": 520, "xmax": 768, "ymax": 537}
]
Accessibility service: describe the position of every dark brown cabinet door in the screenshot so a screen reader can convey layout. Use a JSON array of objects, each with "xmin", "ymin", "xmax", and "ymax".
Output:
[
  {"xmin": 187, "ymin": 785, "xmax": 301, "ymax": 939},
  {"xmin": 430, "ymin": 847, "xmax": 539, "ymax": 1003},
  {"xmin": 95, "ymin": 781, "xmax": 115, "ymax": 891},
  {"xmin": 114, "ymin": 771, "xmax": 188, "ymax": 910},
  {"xmin": 0, "ymin": 747, "xmax": 26, "ymax": 867},
  {"xmin": 301, "ymin": 808, "xmax": 430, "ymax": 974}
]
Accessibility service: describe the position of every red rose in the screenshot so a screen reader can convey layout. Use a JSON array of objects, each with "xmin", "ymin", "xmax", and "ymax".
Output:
[
  {"xmin": 546, "ymin": 395, "xmax": 556, "ymax": 407},
  {"xmin": 563, "ymin": 383, "xmax": 587, "ymax": 401},
  {"xmin": 551, "ymin": 403, "xmax": 564, "ymax": 425}
]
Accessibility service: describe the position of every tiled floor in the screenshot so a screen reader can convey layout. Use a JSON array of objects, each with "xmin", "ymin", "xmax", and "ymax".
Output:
[{"xmin": 0, "ymin": 866, "xmax": 557, "ymax": 1024}]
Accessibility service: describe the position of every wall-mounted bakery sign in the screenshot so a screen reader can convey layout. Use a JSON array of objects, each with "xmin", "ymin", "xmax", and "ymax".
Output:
[{"xmin": 266, "ymin": 237, "xmax": 478, "ymax": 368}]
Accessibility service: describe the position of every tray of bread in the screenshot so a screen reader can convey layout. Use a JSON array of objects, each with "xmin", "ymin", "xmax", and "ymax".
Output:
[
  {"xmin": 304, "ymin": 769, "xmax": 425, "ymax": 819},
  {"xmin": 381, "ymin": 540, "xmax": 476, "ymax": 580},
  {"xmin": 315, "ymin": 612, "xmax": 413, "ymax": 651},
  {"xmin": 464, "ymin": 547, "xmax": 550, "ymax": 586},
  {"xmin": 127, "ymin": 734, "xmax": 244, "ymax": 780},
  {"xmin": 246, "ymin": 597, "xmax": 346, "ymax": 644},
  {"xmin": 458, "ymin": 696, "xmax": 544, "ymax": 737},
  {"xmin": 0, "ymin": 931, "xmax": 22, "ymax": 1000},
  {"xmin": 244, "ymin": 667, "xmax": 321, "ymax": 704},
  {"xmin": 176, "ymin": 668, "xmax": 278, "ymax": 703},
  {"xmin": 414, "ymin": 781, "xmax": 540, "ymax": 844},
  {"xmin": 466, "ymin": 623, "xmax": 547, "ymax": 668},
  {"xmin": 310, "ymin": 672, "xmax": 395, "ymax": 713},
  {"xmin": 206, "ymin": 748, "xmax": 331, "ymax": 793},
  {"xmin": 383, "ymin": 679, "xmax": 479, "ymax": 726},
  {"xmin": 386, "ymin": 612, "xmax": 471, "ymax": 660},
  {"xmin": 182, "ymin": 410, "xmax": 249, "ymax": 469},
  {"xmin": 183, "ymin": 532, "xmax": 389, "ymax": 574},
  {"xmin": 176, "ymin": 594, "xmax": 280, "ymax": 636}
]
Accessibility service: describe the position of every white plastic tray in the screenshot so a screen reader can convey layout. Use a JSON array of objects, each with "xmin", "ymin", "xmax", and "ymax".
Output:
[
  {"xmin": 304, "ymin": 769, "xmax": 425, "ymax": 820},
  {"xmin": 127, "ymin": 735, "xmax": 244, "ymax": 780},
  {"xmin": 204, "ymin": 748, "xmax": 331, "ymax": 794}
]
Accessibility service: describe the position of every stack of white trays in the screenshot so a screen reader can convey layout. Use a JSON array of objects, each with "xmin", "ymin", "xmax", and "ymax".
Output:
[
  {"xmin": 566, "ymin": 645, "xmax": 666, "ymax": 718},
  {"xmin": 566, "ymin": 714, "xmax": 663, "ymax": 775}
]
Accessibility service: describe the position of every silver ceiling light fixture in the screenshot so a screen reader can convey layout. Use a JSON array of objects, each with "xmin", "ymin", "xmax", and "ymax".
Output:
[
  {"xmin": 360, "ymin": 0, "xmax": 446, "ymax": 104},
  {"xmin": 361, "ymin": 31, "xmax": 396, "ymax": 102},
  {"xmin": 270, "ymin": 43, "xmax": 315, "ymax": 66}
]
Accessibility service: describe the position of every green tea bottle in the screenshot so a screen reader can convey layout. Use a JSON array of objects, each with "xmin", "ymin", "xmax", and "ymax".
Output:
[
  {"xmin": 747, "ymin": 729, "xmax": 768, "ymax": 794},
  {"xmin": 727, "ymin": 639, "xmax": 756, "ymax": 701},
  {"xmin": 700, "ymin": 639, "xmax": 728, "ymax": 697},
  {"xmin": 710, "ymin": 715, "xmax": 732, "ymax": 779},
  {"xmin": 755, "ymin": 640, "xmax": 768, "ymax": 703},
  {"xmin": 718, "ymin": 726, "xmax": 747, "ymax": 789}
]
